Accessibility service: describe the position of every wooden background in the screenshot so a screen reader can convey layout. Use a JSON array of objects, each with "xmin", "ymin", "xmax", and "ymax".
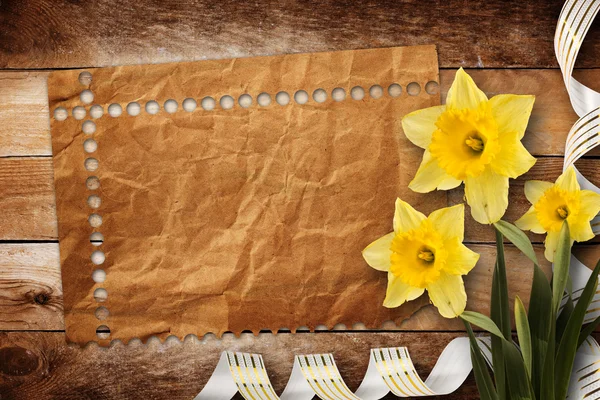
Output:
[{"xmin": 1, "ymin": 0, "xmax": 600, "ymax": 398}]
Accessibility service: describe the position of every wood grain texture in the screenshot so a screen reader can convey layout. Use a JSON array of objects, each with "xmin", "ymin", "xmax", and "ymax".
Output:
[
  {"xmin": 0, "ymin": 331, "xmax": 478, "ymax": 399},
  {"xmin": 0, "ymin": 244, "xmax": 63, "ymax": 331},
  {"xmin": 0, "ymin": 156, "xmax": 596, "ymax": 242},
  {"xmin": 3, "ymin": 242, "xmax": 599, "ymax": 333},
  {"xmin": 0, "ymin": 158, "xmax": 57, "ymax": 241},
  {"xmin": 2, "ymin": 0, "xmax": 600, "ymax": 69},
  {"xmin": 0, "ymin": 72, "xmax": 50, "ymax": 157},
  {"xmin": 2, "ymin": 69, "xmax": 598, "ymax": 157}
]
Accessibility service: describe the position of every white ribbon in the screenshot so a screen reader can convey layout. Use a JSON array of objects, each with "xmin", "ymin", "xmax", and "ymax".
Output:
[
  {"xmin": 194, "ymin": 337, "xmax": 485, "ymax": 400},
  {"xmin": 556, "ymin": 0, "xmax": 600, "ymax": 398}
]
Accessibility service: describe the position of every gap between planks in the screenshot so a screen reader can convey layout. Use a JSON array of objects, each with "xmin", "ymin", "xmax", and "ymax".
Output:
[{"xmin": 2, "ymin": 69, "xmax": 600, "ymax": 157}]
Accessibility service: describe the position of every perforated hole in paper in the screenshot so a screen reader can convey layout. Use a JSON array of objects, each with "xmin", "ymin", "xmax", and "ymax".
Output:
[
  {"xmin": 86, "ymin": 176, "xmax": 100, "ymax": 190},
  {"xmin": 257, "ymin": 93, "xmax": 271, "ymax": 106},
  {"xmin": 407, "ymin": 82, "xmax": 421, "ymax": 96},
  {"xmin": 96, "ymin": 325, "xmax": 110, "ymax": 339},
  {"xmin": 93, "ymin": 288, "xmax": 108, "ymax": 302},
  {"xmin": 239, "ymin": 94, "xmax": 253, "ymax": 108},
  {"xmin": 83, "ymin": 139, "xmax": 97, "ymax": 153},
  {"xmin": 276, "ymin": 91, "xmax": 290, "ymax": 106},
  {"xmin": 82, "ymin": 120, "xmax": 96, "ymax": 135},
  {"xmin": 183, "ymin": 98, "xmax": 197, "ymax": 112},
  {"xmin": 73, "ymin": 106, "xmax": 86, "ymax": 120},
  {"xmin": 388, "ymin": 83, "xmax": 402, "ymax": 97},
  {"xmin": 108, "ymin": 104, "xmax": 123, "ymax": 117},
  {"xmin": 80, "ymin": 90, "xmax": 94, "ymax": 104},
  {"xmin": 127, "ymin": 102, "xmax": 141, "ymax": 116},
  {"xmin": 92, "ymin": 269, "xmax": 106, "ymax": 283},
  {"xmin": 90, "ymin": 105, "xmax": 104, "ymax": 119},
  {"xmin": 351, "ymin": 86, "xmax": 365, "ymax": 100},
  {"xmin": 84, "ymin": 158, "xmax": 99, "ymax": 172},
  {"xmin": 164, "ymin": 99, "xmax": 178, "ymax": 113},
  {"xmin": 90, "ymin": 232, "xmax": 104, "ymax": 246},
  {"xmin": 88, "ymin": 213, "xmax": 102, "ymax": 228}
]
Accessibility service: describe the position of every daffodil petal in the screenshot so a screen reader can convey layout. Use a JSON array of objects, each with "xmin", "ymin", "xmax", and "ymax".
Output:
[
  {"xmin": 438, "ymin": 175, "xmax": 463, "ymax": 190},
  {"xmin": 569, "ymin": 218, "xmax": 595, "ymax": 243},
  {"xmin": 556, "ymin": 166, "xmax": 580, "ymax": 192},
  {"xmin": 409, "ymin": 150, "xmax": 459, "ymax": 193},
  {"xmin": 393, "ymin": 198, "xmax": 426, "ymax": 234},
  {"xmin": 524, "ymin": 180, "xmax": 553, "ymax": 205},
  {"xmin": 544, "ymin": 230, "xmax": 560, "ymax": 262},
  {"xmin": 515, "ymin": 206, "xmax": 546, "ymax": 234},
  {"xmin": 362, "ymin": 232, "xmax": 395, "ymax": 271},
  {"xmin": 446, "ymin": 68, "xmax": 488, "ymax": 110},
  {"xmin": 443, "ymin": 239, "xmax": 480, "ymax": 275},
  {"xmin": 401, "ymin": 105, "xmax": 445, "ymax": 149},
  {"xmin": 489, "ymin": 130, "xmax": 536, "ymax": 178},
  {"xmin": 579, "ymin": 190, "xmax": 600, "ymax": 219},
  {"xmin": 426, "ymin": 271, "xmax": 467, "ymax": 318},
  {"xmin": 383, "ymin": 273, "xmax": 425, "ymax": 308},
  {"xmin": 488, "ymin": 94, "xmax": 535, "ymax": 139},
  {"xmin": 464, "ymin": 167, "xmax": 509, "ymax": 224},
  {"xmin": 428, "ymin": 204, "xmax": 465, "ymax": 241}
]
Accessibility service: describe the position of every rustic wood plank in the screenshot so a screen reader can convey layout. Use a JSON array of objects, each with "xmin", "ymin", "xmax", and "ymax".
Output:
[
  {"xmin": 0, "ymin": 158, "xmax": 57, "ymax": 241},
  {"xmin": 1, "ymin": 0, "xmax": 600, "ymax": 69},
  {"xmin": 1, "ymin": 69, "xmax": 596, "ymax": 157},
  {"xmin": 0, "ymin": 72, "xmax": 50, "ymax": 157},
  {"xmin": 0, "ymin": 331, "xmax": 479, "ymax": 399},
  {"xmin": 1, "ymin": 156, "xmax": 596, "ymax": 242},
  {"xmin": 0, "ymin": 244, "xmax": 62, "ymax": 331},
  {"xmin": 5, "ymin": 242, "xmax": 597, "ymax": 333}
]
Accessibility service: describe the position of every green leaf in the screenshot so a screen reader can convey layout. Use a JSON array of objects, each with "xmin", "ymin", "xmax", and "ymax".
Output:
[
  {"xmin": 555, "ymin": 295, "xmax": 573, "ymax": 344},
  {"xmin": 461, "ymin": 312, "xmax": 505, "ymax": 339},
  {"xmin": 493, "ymin": 220, "xmax": 539, "ymax": 266},
  {"xmin": 529, "ymin": 264, "xmax": 552, "ymax": 400},
  {"xmin": 463, "ymin": 320, "xmax": 499, "ymax": 400},
  {"xmin": 554, "ymin": 259, "xmax": 600, "ymax": 400},
  {"xmin": 540, "ymin": 308, "xmax": 555, "ymax": 400},
  {"xmin": 493, "ymin": 228, "xmax": 511, "ymax": 340},
  {"xmin": 491, "ymin": 228, "xmax": 511, "ymax": 400},
  {"xmin": 503, "ymin": 340, "xmax": 535, "ymax": 400},
  {"xmin": 514, "ymin": 296, "xmax": 532, "ymax": 379},
  {"xmin": 578, "ymin": 315, "xmax": 600, "ymax": 348},
  {"xmin": 552, "ymin": 222, "xmax": 572, "ymax": 315}
]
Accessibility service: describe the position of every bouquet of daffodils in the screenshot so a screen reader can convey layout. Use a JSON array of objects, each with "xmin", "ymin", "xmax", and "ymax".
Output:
[{"xmin": 363, "ymin": 69, "xmax": 600, "ymax": 400}]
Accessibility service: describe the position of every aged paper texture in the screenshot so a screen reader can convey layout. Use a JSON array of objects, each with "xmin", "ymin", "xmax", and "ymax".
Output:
[{"xmin": 49, "ymin": 45, "xmax": 443, "ymax": 344}]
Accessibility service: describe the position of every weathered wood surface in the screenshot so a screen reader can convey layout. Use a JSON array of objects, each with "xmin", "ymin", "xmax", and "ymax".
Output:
[
  {"xmin": 1, "ymin": 156, "xmax": 597, "ymax": 243},
  {"xmin": 0, "ymin": 331, "xmax": 479, "ymax": 399},
  {"xmin": 1, "ymin": 0, "xmax": 600, "ymax": 69},
  {"xmin": 1, "ymin": 69, "xmax": 597, "ymax": 157},
  {"xmin": 1, "ymin": 242, "xmax": 598, "ymax": 333},
  {"xmin": 1, "ymin": 1, "xmax": 600, "ymax": 397}
]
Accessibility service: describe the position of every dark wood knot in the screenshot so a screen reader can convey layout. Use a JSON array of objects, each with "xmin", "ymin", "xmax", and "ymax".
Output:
[
  {"xmin": 0, "ymin": 347, "xmax": 39, "ymax": 376},
  {"xmin": 34, "ymin": 292, "xmax": 49, "ymax": 305}
]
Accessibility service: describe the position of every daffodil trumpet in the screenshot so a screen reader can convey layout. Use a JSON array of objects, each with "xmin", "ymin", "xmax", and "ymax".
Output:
[
  {"xmin": 362, "ymin": 199, "xmax": 479, "ymax": 318},
  {"xmin": 402, "ymin": 68, "xmax": 537, "ymax": 225}
]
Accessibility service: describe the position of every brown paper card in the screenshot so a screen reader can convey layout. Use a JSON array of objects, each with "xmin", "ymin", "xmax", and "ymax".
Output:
[{"xmin": 48, "ymin": 45, "xmax": 443, "ymax": 345}]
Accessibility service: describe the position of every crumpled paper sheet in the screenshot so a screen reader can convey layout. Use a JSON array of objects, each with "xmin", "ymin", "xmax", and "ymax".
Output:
[{"xmin": 48, "ymin": 45, "xmax": 443, "ymax": 345}]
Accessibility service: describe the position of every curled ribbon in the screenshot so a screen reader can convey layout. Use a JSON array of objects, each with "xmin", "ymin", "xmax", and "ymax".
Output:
[
  {"xmin": 193, "ymin": 337, "xmax": 487, "ymax": 400},
  {"xmin": 556, "ymin": 0, "xmax": 600, "ymax": 397},
  {"xmin": 190, "ymin": 1, "xmax": 600, "ymax": 398}
]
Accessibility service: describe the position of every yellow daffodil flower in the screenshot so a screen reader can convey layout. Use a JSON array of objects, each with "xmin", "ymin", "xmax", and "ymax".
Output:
[
  {"xmin": 402, "ymin": 68, "xmax": 537, "ymax": 225},
  {"xmin": 515, "ymin": 166, "xmax": 600, "ymax": 262},
  {"xmin": 362, "ymin": 199, "xmax": 480, "ymax": 318}
]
